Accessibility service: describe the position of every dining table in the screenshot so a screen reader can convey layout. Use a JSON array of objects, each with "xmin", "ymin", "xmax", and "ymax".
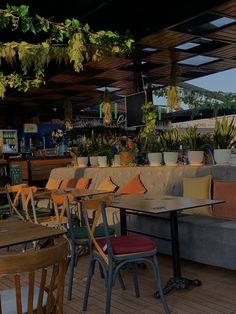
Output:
[
  {"xmin": 0, "ymin": 217, "xmax": 66, "ymax": 249},
  {"xmin": 110, "ymin": 193, "xmax": 224, "ymax": 297}
]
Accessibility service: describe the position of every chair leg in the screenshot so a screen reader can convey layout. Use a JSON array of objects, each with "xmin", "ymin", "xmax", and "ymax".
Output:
[
  {"xmin": 105, "ymin": 264, "xmax": 113, "ymax": 314},
  {"xmin": 152, "ymin": 255, "xmax": 170, "ymax": 314},
  {"xmin": 67, "ymin": 249, "xmax": 76, "ymax": 300},
  {"xmin": 131, "ymin": 262, "xmax": 140, "ymax": 297},
  {"xmin": 83, "ymin": 257, "xmax": 96, "ymax": 311},
  {"xmin": 117, "ymin": 270, "xmax": 126, "ymax": 290}
]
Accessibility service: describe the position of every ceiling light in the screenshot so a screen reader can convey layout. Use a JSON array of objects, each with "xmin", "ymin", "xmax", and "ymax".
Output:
[
  {"xmin": 178, "ymin": 55, "xmax": 220, "ymax": 66},
  {"xmin": 96, "ymin": 87, "xmax": 121, "ymax": 93},
  {"xmin": 175, "ymin": 42, "xmax": 200, "ymax": 50},
  {"xmin": 210, "ymin": 17, "xmax": 235, "ymax": 28}
]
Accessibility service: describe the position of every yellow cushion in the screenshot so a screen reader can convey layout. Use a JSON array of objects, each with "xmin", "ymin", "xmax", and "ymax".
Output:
[
  {"xmin": 116, "ymin": 175, "xmax": 147, "ymax": 195},
  {"xmin": 97, "ymin": 176, "xmax": 118, "ymax": 192},
  {"xmin": 183, "ymin": 175, "xmax": 212, "ymax": 216},
  {"xmin": 45, "ymin": 178, "xmax": 62, "ymax": 190}
]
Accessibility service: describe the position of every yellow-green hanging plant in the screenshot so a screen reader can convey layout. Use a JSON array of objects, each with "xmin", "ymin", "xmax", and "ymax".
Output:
[{"xmin": 0, "ymin": 5, "xmax": 134, "ymax": 98}]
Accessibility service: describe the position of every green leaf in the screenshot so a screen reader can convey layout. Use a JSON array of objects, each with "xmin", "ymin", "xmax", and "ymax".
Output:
[
  {"xmin": 72, "ymin": 18, "xmax": 80, "ymax": 29},
  {"xmin": 19, "ymin": 5, "xmax": 29, "ymax": 17},
  {"xmin": 20, "ymin": 19, "xmax": 30, "ymax": 32}
]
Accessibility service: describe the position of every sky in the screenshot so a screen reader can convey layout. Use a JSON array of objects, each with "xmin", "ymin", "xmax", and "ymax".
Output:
[
  {"xmin": 153, "ymin": 67, "xmax": 236, "ymax": 108},
  {"xmin": 187, "ymin": 67, "xmax": 236, "ymax": 93}
]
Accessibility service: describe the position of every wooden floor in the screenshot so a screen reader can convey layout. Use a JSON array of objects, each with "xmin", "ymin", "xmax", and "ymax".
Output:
[{"xmin": 63, "ymin": 253, "xmax": 236, "ymax": 314}]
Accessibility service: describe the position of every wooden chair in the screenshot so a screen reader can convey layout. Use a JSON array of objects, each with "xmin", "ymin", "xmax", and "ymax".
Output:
[
  {"xmin": 5, "ymin": 183, "xmax": 28, "ymax": 220},
  {"xmin": 20, "ymin": 186, "xmax": 52, "ymax": 223},
  {"xmin": 82, "ymin": 198, "xmax": 170, "ymax": 314},
  {"xmin": 0, "ymin": 236, "xmax": 69, "ymax": 314}
]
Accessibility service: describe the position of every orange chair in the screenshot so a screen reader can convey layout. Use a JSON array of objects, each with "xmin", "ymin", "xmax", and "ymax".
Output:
[{"xmin": 5, "ymin": 183, "xmax": 28, "ymax": 220}]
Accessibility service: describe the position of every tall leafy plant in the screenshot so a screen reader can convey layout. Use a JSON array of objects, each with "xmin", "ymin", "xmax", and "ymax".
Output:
[
  {"xmin": 181, "ymin": 126, "xmax": 210, "ymax": 151},
  {"xmin": 213, "ymin": 117, "xmax": 236, "ymax": 149}
]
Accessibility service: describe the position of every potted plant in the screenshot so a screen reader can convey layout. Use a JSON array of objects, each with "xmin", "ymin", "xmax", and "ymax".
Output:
[
  {"xmin": 96, "ymin": 136, "xmax": 114, "ymax": 167},
  {"xmin": 119, "ymin": 139, "xmax": 138, "ymax": 166},
  {"xmin": 146, "ymin": 131, "xmax": 163, "ymax": 166},
  {"xmin": 181, "ymin": 126, "xmax": 210, "ymax": 165},
  {"xmin": 213, "ymin": 116, "xmax": 236, "ymax": 164},
  {"xmin": 160, "ymin": 126, "xmax": 181, "ymax": 166},
  {"xmin": 75, "ymin": 142, "xmax": 88, "ymax": 167}
]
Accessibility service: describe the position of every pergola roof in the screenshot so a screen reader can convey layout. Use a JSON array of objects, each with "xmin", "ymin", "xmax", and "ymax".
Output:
[{"xmin": 1, "ymin": 0, "xmax": 236, "ymax": 120}]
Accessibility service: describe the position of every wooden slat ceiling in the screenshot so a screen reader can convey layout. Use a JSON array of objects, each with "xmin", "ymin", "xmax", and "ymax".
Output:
[{"xmin": 1, "ymin": 0, "xmax": 236, "ymax": 120}]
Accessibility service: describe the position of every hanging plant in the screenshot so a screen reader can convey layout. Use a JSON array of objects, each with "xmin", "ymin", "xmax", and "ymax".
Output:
[
  {"xmin": 167, "ymin": 63, "xmax": 180, "ymax": 111},
  {"xmin": 101, "ymin": 89, "xmax": 112, "ymax": 125},
  {"xmin": 0, "ymin": 5, "xmax": 134, "ymax": 98}
]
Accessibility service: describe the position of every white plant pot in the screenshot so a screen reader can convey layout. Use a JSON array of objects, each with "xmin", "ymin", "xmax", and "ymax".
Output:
[
  {"xmin": 163, "ymin": 152, "xmax": 178, "ymax": 166},
  {"xmin": 112, "ymin": 154, "xmax": 120, "ymax": 166},
  {"xmin": 77, "ymin": 156, "xmax": 88, "ymax": 167},
  {"xmin": 97, "ymin": 156, "xmax": 108, "ymax": 167},
  {"xmin": 214, "ymin": 149, "xmax": 231, "ymax": 165},
  {"xmin": 188, "ymin": 151, "xmax": 204, "ymax": 165},
  {"xmin": 148, "ymin": 152, "xmax": 162, "ymax": 166},
  {"xmin": 89, "ymin": 156, "xmax": 98, "ymax": 167}
]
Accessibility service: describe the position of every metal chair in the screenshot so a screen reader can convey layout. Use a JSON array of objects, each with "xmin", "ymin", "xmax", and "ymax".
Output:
[
  {"xmin": 0, "ymin": 236, "xmax": 69, "ymax": 314},
  {"xmin": 59, "ymin": 193, "xmax": 115, "ymax": 301},
  {"xmin": 82, "ymin": 198, "xmax": 170, "ymax": 314}
]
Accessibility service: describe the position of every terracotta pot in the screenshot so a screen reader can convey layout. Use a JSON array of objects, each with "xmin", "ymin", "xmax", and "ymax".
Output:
[{"xmin": 119, "ymin": 151, "xmax": 135, "ymax": 166}]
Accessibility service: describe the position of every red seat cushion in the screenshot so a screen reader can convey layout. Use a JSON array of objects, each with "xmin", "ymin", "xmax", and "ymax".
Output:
[{"xmin": 97, "ymin": 235, "xmax": 156, "ymax": 255}]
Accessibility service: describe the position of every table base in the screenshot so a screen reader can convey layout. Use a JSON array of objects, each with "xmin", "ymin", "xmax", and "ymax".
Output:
[{"xmin": 154, "ymin": 277, "xmax": 201, "ymax": 298}]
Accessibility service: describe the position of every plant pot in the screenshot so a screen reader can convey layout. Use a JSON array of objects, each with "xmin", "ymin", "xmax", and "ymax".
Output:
[
  {"xmin": 214, "ymin": 149, "xmax": 231, "ymax": 165},
  {"xmin": 148, "ymin": 152, "xmax": 162, "ymax": 166},
  {"xmin": 188, "ymin": 151, "xmax": 204, "ymax": 165},
  {"xmin": 89, "ymin": 156, "xmax": 98, "ymax": 167},
  {"xmin": 77, "ymin": 156, "xmax": 88, "ymax": 167},
  {"xmin": 119, "ymin": 151, "xmax": 135, "ymax": 166},
  {"xmin": 112, "ymin": 154, "xmax": 120, "ymax": 166},
  {"xmin": 163, "ymin": 152, "xmax": 178, "ymax": 166},
  {"xmin": 97, "ymin": 156, "xmax": 108, "ymax": 167}
]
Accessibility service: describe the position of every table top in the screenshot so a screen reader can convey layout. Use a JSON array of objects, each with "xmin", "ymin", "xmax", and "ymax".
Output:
[
  {"xmin": 0, "ymin": 218, "xmax": 66, "ymax": 248},
  {"xmin": 111, "ymin": 194, "xmax": 224, "ymax": 214},
  {"xmin": 67, "ymin": 188, "xmax": 112, "ymax": 198}
]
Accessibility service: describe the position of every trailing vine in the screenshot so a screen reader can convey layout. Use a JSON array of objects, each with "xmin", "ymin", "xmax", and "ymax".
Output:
[{"xmin": 0, "ymin": 4, "xmax": 134, "ymax": 98}]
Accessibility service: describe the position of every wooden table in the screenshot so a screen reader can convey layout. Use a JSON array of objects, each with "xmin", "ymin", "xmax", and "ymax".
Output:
[
  {"xmin": 111, "ymin": 194, "xmax": 224, "ymax": 297},
  {"xmin": 0, "ymin": 218, "xmax": 66, "ymax": 249}
]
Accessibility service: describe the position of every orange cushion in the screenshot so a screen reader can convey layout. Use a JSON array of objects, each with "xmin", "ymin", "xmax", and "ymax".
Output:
[
  {"xmin": 116, "ymin": 175, "xmax": 147, "ymax": 195},
  {"xmin": 62, "ymin": 178, "xmax": 78, "ymax": 189},
  {"xmin": 213, "ymin": 180, "xmax": 236, "ymax": 219},
  {"xmin": 45, "ymin": 178, "xmax": 62, "ymax": 190},
  {"xmin": 97, "ymin": 176, "xmax": 118, "ymax": 192},
  {"xmin": 75, "ymin": 177, "xmax": 91, "ymax": 189}
]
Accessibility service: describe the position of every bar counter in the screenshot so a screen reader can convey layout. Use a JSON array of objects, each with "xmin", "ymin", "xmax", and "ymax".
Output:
[{"xmin": 8, "ymin": 156, "xmax": 71, "ymax": 184}]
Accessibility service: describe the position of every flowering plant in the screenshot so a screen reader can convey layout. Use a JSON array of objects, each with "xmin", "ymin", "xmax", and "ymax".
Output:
[
  {"xmin": 119, "ymin": 139, "xmax": 138, "ymax": 153},
  {"xmin": 51, "ymin": 129, "xmax": 64, "ymax": 145}
]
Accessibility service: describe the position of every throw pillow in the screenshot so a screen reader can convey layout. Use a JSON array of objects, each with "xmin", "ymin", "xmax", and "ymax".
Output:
[
  {"xmin": 75, "ymin": 177, "xmax": 91, "ymax": 189},
  {"xmin": 116, "ymin": 175, "xmax": 147, "ymax": 194},
  {"xmin": 45, "ymin": 178, "xmax": 62, "ymax": 190},
  {"xmin": 183, "ymin": 175, "xmax": 212, "ymax": 216},
  {"xmin": 97, "ymin": 176, "xmax": 118, "ymax": 192},
  {"xmin": 213, "ymin": 180, "xmax": 236, "ymax": 219},
  {"xmin": 61, "ymin": 178, "xmax": 78, "ymax": 189}
]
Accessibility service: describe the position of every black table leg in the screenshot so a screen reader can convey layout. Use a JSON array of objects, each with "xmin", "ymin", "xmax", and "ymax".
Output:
[
  {"xmin": 154, "ymin": 211, "xmax": 201, "ymax": 298},
  {"xmin": 120, "ymin": 208, "xmax": 127, "ymax": 235}
]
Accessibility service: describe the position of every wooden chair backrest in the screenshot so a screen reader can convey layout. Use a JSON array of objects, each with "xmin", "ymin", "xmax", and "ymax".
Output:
[
  {"xmin": 81, "ymin": 195, "xmax": 112, "ymax": 264},
  {"xmin": 0, "ymin": 237, "xmax": 69, "ymax": 314},
  {"xmin": 51, "ymin": 192, "xmax": 74, "ymax": 225},
  {"xmin": 5, "ymin": 183, "xmax": 28, "ymax": 220},
  {"xmin": 20, "ymin": 186, "xmax": 38, "ymax": 223}
]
